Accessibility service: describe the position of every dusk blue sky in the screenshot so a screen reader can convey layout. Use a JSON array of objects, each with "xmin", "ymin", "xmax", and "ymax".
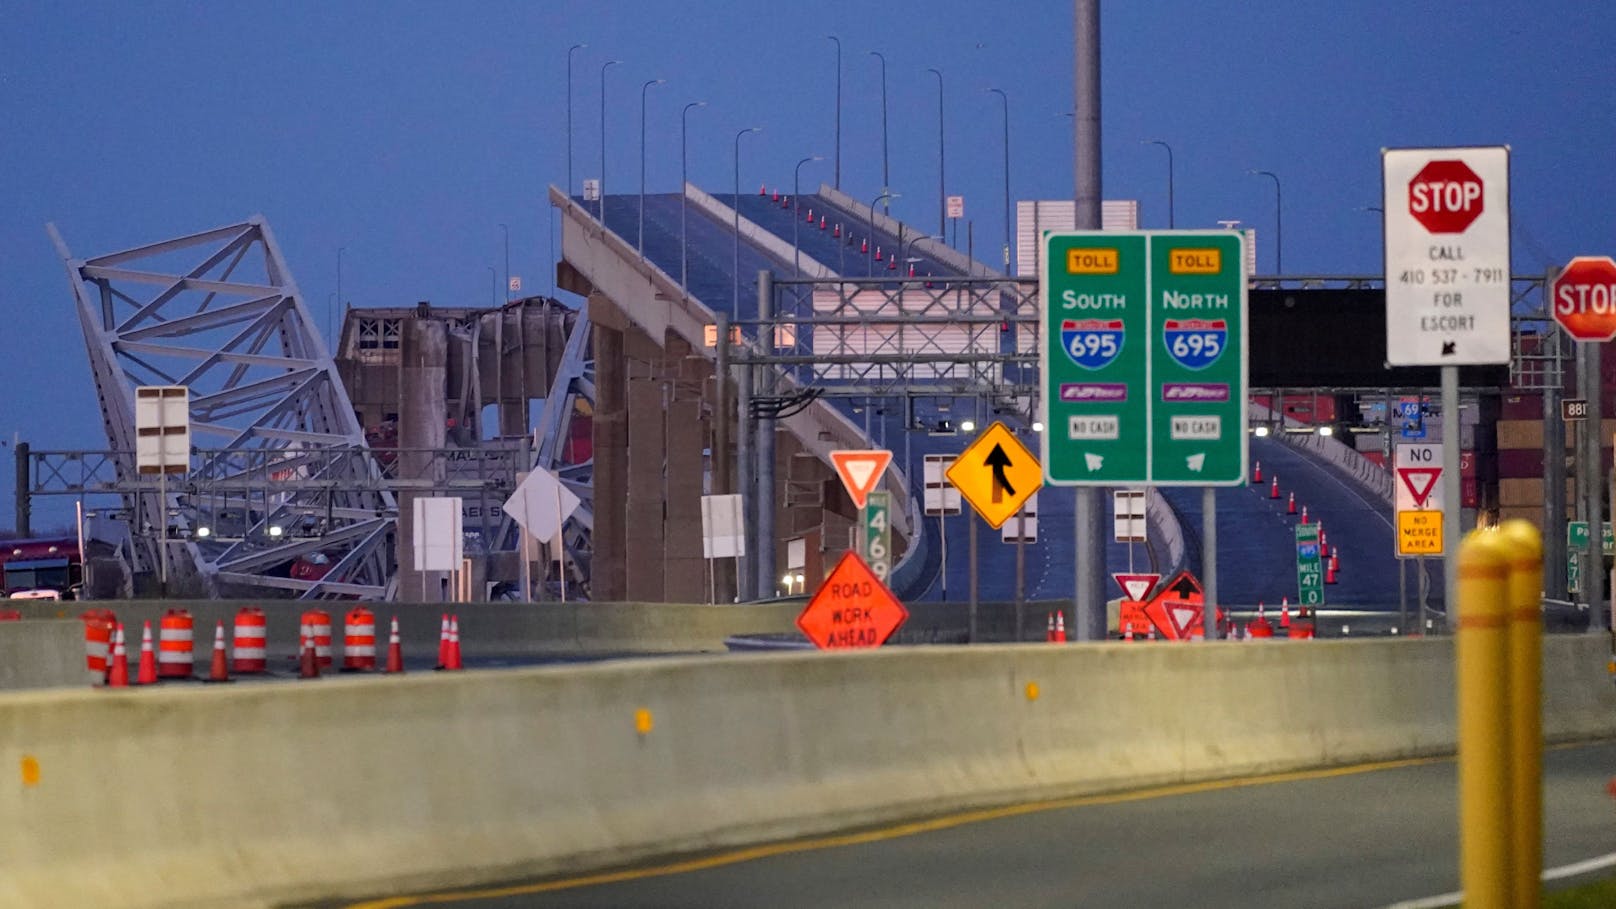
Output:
[{"xmin": 3, "ymin": 1, "xmax": 1614, "ymax": 529}]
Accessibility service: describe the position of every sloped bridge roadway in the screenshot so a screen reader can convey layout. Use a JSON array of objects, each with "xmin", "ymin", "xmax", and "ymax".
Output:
[{"xmin": 322, "ymin": 740, "xmax": 1616, "ymax": 909}]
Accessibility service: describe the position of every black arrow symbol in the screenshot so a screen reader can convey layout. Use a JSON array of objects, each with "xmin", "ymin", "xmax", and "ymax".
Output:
[
  {"xmin": 984, "ymin": 444, "xmax": 1016, "ymax": 504},
  {"xmin": 1169, "ymin": 574, "xmax": 1199, "ymax": 598}
]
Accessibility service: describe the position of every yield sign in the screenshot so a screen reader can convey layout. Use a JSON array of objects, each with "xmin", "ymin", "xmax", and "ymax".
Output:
[
  {"xmin": 1398, "ymin": 467, "xmax": 1442, "ymax": 508},
  {"xmin": 1113, "ymin": 572, "xmax": 1161, "ymax": 602},
  {"xmin": 830, "ymin": 450, "xmax": 893, "ymax": 509},
  {"xmin": 1164, "ymin": 601, "xmax": 1203, "ymax": 639}
]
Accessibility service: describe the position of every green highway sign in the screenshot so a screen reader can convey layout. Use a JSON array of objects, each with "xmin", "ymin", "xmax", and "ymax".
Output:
[
  {"xmin": 1041, "ymin": 231, "xmax": 1248, "ymax": 486},
  {"xmin": 1566, "ymin": 520, "xmax": 1611, "ymax": 595},
  {"xmin": 1295, "ymin": 522, "xmax": 1324, "ymax": 607},
  {"xmin": 864, "ymin": 491, "xmax": 892, "ymax": 583}
]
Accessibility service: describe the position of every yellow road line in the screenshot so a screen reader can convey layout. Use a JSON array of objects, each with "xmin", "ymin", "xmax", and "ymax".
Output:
[{"xmin": 344, "ymin": 753, "xmax": 1458, "ymax": 908}]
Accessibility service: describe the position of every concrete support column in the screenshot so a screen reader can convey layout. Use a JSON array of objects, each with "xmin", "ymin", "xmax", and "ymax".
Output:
[
  {"xmin": 624, "ymin": 374, "xmax": 666, "ymax": 601},
  {"xmin": 397, "ymin": 317, "xmax": 448, "ymax": 602},
  {"xmin": 592, "ymin": 319, "xmax": 627, "ymax": 601}
]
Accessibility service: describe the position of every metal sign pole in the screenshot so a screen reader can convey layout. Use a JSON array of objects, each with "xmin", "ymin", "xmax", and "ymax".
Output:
[
  {"xmin": 968, "ymin": 515, "xmax": 978, "ymax": 644},
  {"xmin": 1202, "ymin": 486, "xmax": 1218, "ymax": 639},
  {"xmin": 1015, "ymin": 509, "xmax": 1026, "ymax": 641},
  {"xmin": 1442, "ymin": 365, "xmax": 1460, "ymax": 628}
]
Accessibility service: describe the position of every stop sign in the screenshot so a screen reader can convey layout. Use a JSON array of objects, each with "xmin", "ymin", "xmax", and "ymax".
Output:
[
  {"xmin": 1408, "ymin": 159, "xmax": 1485, "ymax": 234},
  {"xmin": 1552, "ymin": 256, "xmax": 1616, "ymax": 342}
]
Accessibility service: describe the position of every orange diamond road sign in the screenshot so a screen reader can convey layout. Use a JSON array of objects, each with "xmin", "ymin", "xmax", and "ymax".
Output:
[
  {"xmin": 830, "ymin": 449, "xmax": 893, "ymax": 509},
  {"xmin": 797, "ymin": 551, "xmax": 909, "ymax": 649},
  {"xmin": 946, "ymin": 421, "xmax": 1043, "ymax": 529}
]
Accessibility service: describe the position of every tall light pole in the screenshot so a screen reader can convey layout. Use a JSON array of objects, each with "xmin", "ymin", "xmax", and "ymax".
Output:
[
  {"xmin": 638, "ymin": 77, "xmax": 666, "ymax": 255},
  {"xmin": 987, "ymin": 87, "xmax": 1011, "ymax": 274},
  {"xmin": 1249, "ymin": 169, "xmax": 1282, "ymax": 275},
  {"xmin": 793, "ymin": 155, "xmax": 824, "ymax": 277},
  {"xmin": 1142, "ymin": 139, "xmax": 1175, "ymax": 228},
  {"xmin": 867, "ymin": 190, "xmax": 897, "ymax": 274},
  {"xmin": 733, "ymin": 126, "xmax": 762, "ymax": 315},
  {"xmin": 827, "ymin": 36, "xmax": 841, "ymax": 190},
  {"xmin": 599, "ymin": 59, "xmax": 620, "ymax": 223},
  {"xmin": 680, "ymin": 100, "xmax": 707, "ymax": 295},
  {"xmin": 869, "ymin": 51, "xmax": 889, "ymax": 211},
  {"xmin": 498, "ymin": 223, "xmax": 509, "ymax": 302},
  {"xmin": 927, "ymin": 67, "xmax": 945, "ymax": 237},
  {"xmin": 487, "ymin": 266, "xmax": 496, "ymax": 308},
  {"xmin": 566, "ymin": 43, "xmax": 586, "ymax": 197}
]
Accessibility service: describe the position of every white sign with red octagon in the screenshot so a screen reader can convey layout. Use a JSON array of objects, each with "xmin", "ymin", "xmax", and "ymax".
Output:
[{"xmin": 1382, "ymin": 146, "xmax": 1511, "ymax": 366}]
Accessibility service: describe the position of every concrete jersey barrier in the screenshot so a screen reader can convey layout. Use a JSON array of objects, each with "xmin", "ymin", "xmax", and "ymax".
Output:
[
  {"xmin": 0, "ymin": 621, "xmax": 96, "ymax": 690},
  {"xmin": 0, "ymin": 636, "xmax": 1611, "ymax": 907}
]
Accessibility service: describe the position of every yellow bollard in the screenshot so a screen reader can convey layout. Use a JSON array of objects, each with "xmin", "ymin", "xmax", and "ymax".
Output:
[
  {"xmin": 1457, "ymin": 529, "xmax": 1512, "ymax": 909},
  {"xmin": 1499, "ymin": 519, "xmax": 1543, "ymax": 909}
]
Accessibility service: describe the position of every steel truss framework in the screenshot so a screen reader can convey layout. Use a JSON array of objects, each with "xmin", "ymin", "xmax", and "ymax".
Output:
[
  {"xmin": 731, "ymin": 274, "xmax": 1553, "ymax": 399},
  {"xmin": 49, "ymin": 217, "xmax": 395, "ymax": 599}
]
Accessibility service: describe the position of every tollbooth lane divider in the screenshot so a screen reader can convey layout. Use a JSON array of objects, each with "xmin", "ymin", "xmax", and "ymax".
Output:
[
  {"xmin": 84, "ymin": 607, "xmax": 465, "ymax": 687},
  {"xmin": 1455, "ymin": 520, "xmax": 1543, "ymax": 909}
]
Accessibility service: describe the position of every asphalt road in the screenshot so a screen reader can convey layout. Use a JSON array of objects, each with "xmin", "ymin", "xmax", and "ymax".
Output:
[{"xmin": 326, "ymin": 740, "xmax": 1616, "ymax": 909}]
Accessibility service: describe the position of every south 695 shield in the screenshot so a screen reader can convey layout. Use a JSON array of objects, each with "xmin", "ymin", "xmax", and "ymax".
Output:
[
  {"xmin": 1060, "ymin": 319, "xmax": 1124, "ymax": 370},
  {"xmin": 1162, "ymin": 319, "xmax": 1227, "ymax": 371}
]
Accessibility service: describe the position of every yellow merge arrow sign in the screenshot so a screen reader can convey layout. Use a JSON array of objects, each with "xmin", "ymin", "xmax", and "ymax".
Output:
[{"xmin": 946, "ymin": 421, "xmax": 1044, "ymax": 529}]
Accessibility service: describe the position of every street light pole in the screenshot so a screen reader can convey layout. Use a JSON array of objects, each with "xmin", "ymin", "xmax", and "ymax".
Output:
[
  {"xmin": 987, "ymin": 87, "xmax": 1011, "ymax": 274},
  {"xmin": 566, "ymin": 43, "xmax": 586, "ymax": 197},
  {"xmin": 1249, "ymin": 169, "xmax": 1282, "ymax": 275},
  {"xmin": 680, "ymin": 100, "xmax": 707, "ymax": 295},
  {"xmin": 867, "ymin": 190, "xmax": 897, "ymax": 274},
  {"xmin": 639, "ymin": 78, "xmax": 665, "ymax": 255},
  {"xmin": 827, "ymin": 35, "xmax": 841, "ymax": 190},
  {"xmin": 487, "ymin": 266, "xmax": 496, "ymax": 308},
  {"xmin": 335, "ymin": 246, "xmax": 344, "ymax": 347},
  {"xmin": 599, "ymin": 59, "xmax": 620, "ymax": 223},
  {"xmin": 927, "ymin": 67, "xmax": 945, "ymax": 237},
  {"xmin": 793, "ymin": 155, "xmax": 824, "ymax": 278},
  {"xmin": 870, "ymin": 51, "xmax": 889, "ymax": 210},
  {"xmin": 733, "ymin": 126, "xmax": 762, "ymax": 315},
  {"xmin": 1143, "ymin": 139, "xmax": 1175, "ymax": 229},
  {"xmin": 498, "ymin": 223, "xmax": 509, "ymax": 301}
]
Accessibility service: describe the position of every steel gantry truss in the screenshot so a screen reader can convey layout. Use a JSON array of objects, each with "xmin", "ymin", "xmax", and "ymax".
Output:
[{"xmin": 48, "ymin": 217, "xmax": 396, "ymax": 600}]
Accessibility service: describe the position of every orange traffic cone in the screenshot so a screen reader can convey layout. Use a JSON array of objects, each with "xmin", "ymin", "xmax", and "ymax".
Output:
[
  {"xmin": 1280, "ymin": 597, "xmax": 1292, "ymax": 628},
  {"xmin": 1287, "ymin": 492, "xmax": 1296, "ymax": 514},
  {"xmin": 205, "ymin": 621, "xmax": 231, "ymax": 683},
  {"xmin": 1123, "ymin": 627, "xmax": 1134, "ymax": 642},
  {"xmin": 299, "ymin": 634, "xmax": 320, "ymax": 679},
  {"xmin": 1270, "ymin": 477, "xmax": 1279, "ymax": 499},
  {"xmin": 1045, "ymin": 613, "xmax": 1054, "ymax": 642},
  {"xmin": 1330, "ymin": 550, "xmax": 1341, "ymax": 572},
  {"xmin": 106, "ymin": 624, "xmax": 129, "ymax": 687},
  {"xmin": 1054, "ymin": 613, "xmax": 1067, "ymax": 643},
  {"xmin": 1301, "ymin": 505, "xmax": 1309, "ymax": 524},
  {"xmin": 758, "ymin": 183, "xmax": 766, "ymax": 196},
  {"xmin": 1252, "ymin": 461, "xmax": 1262, "ymax": 484},
  {"xmin": 136, "ymin": 621, "xmax": 158, "ymax": 685},
  {"xmin": 875, "ymin": 245, "xmax": 883, "ymax": 261},
  {"xmin": 1326, "ymin": 563, "xmax": 1338, "ymax": 585},
  {"xmin": 436, "ymin": 614, "xmax": 450, "ymax": 669},
  {"xmin": 385, "ymin": 616, "xmax": 404, "ymax": 674},
  {"xmin": 805, "ymin": 207, "xmax": 814, "ymax": 222},
  {"xmin": 833, "ymin": 222, "xmax": 842, "ymax": 237},
  {"xmin": 887, "ymin": 256, "xmax": 897, "ymax": 270},
  {"xmin": 445, "ymin": 615, "xmax": 463, "ymax": 670},
  {"xmin": 770, "ymin": 187, "xmax": 778, "ymax": 201},
  {"xmin": 819, "ymin": 215, "xmax": 827, "ymax": 230}
]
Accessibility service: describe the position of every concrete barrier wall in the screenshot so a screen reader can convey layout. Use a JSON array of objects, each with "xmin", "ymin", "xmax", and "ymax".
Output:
[
  {"xmin": 1, "ymin": 635, "xmax": 1611, "ymax": 907},
  {"xmin": 0, "ymin": 621, "xmax": 95, "ymax": 690},
  {"xmin": 1, "ymin": 600, "xmax": 804, "ymax": 661}
]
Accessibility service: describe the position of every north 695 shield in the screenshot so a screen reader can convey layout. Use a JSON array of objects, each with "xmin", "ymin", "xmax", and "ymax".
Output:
[
  {"xmin": 1060, "ymin": 319, "xmax": 1124, "ymax": 370},
  {"xmin": 1162, "ymin": 319, "xmax": 1227, "ymax": 371}
]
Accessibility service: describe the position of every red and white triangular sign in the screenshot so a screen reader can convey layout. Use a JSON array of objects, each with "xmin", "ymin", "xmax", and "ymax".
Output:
[
  {"xmin": 1398, "ymin": 467, "xmax": 1442, "ymax": 508},
  {"xmin": 830, "ymin": 450, "xmax": 893, "ymax": 509},
  {"xmin": 1113, "ymin": 572, "xmax": 1161, "ymax": 602},
  {"xmin": 1166, "ymin": 602, "xmax": 1202, "ymax": 639}
]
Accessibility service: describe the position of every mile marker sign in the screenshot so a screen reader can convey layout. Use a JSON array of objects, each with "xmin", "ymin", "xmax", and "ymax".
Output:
[
  {"xmin": 1382, "ymin": 146, "xmax": 1511, "ymax": 366},
  {"xmin": 1551, "ymin": 256, "xmax": 1616, "ymax": 342}
]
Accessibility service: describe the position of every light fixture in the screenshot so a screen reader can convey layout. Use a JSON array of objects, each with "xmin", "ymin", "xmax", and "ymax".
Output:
[
  {"xmin": 1031, "ymin": 421, "xmax": 1045, "ymax": 433},
  {"xmin": 1253, "ymin": 426, "xmax": 1270, "ymax": 437},
  {"xmin": 960, "ymin": 419, "xmax": 976, "ymax": 433},
  {"xmin": 794, "ymin": 572, "xmax": 805, "ymax": 586},
  {"xmin": 1318, "ymin": 426, "xmax": 1333, "ymax": 437},
  {"xmin": 267, "ymin": 525, "xmax": 284, "ymax": 539},
  {"xmin": 195, "ymin": 526, "xmax": 211, "ymax": 539},
  {"xmin": 781, "ymin": 572, "xmax": 794, "ymax": 587}
]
